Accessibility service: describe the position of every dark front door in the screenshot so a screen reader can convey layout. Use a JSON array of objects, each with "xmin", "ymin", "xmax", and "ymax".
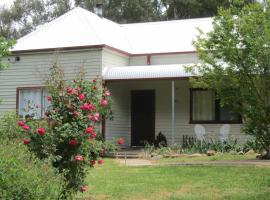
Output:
[{"xmin": 131, "ymin": 90, "xmax": 155, "ymax": 146}]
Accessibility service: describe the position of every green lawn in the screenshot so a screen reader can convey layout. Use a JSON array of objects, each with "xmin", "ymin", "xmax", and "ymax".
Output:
[{"xmin": 77, "ymin": 158, "xmax": 270, "ymax": 200}]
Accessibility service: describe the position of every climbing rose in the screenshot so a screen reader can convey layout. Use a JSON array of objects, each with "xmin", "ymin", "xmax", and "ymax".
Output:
[
  {"xmin": 69, "ymin": 139, "xmax": 78, "ymax": 146},
  {"xmin": 117, "ymin": 138, "xmax": 125, "ymax": 145},
  {"xmin": 86, "ymin": 126, "xmax": 94, "ymax": 134},
  {"xmin": 23, "ymin": 139, "xmax": 30, "ymax": 145},
  {"xmin": 80, "ymin": 185, "xmax": 88, "ymax": 192},
  {"xmin": 75, "ymin": 155, "xmax": 84, "ymax": 161},
  {"xmin": 66, "ymin": 86, "xmax": 73, "ymax": 94},
  {"xmin": 105, "ymin": 90, "xmax": 110, "ymax": 96},
  {"xmin": 47, "ymin": 96, "xmax": 52, "ymax": 101},
  {"xmin": 101, "ymin": 99, "xmax": 108, "ymax": 108},
  {"xmin": 17, "ymin": 120, "xmax": 25, "ymax": 127},
  {"xmin": 23, "ymin": 124, "xmax": 30, "ymax": 130},
  {"xmin": 79, "ymin": 93, "xmax": 85, "ymax": 101},
  {"xmin": 37, "ymin": 127, "xmax": 46, "ymax": 136},
  {"xmin": 98, "ymin": 160, "xmax": 104, "ymax": 165}
]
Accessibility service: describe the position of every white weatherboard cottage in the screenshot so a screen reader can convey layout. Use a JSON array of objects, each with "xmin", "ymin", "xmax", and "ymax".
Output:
[{"xmin": 0, "ymin": 7, "xmax": 244, "ymax": 146}]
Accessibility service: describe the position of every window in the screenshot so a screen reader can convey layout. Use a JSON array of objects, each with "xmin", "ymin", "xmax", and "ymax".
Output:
[
  {"xmin": 190, "ymin": 89, "xmax": 241, "ymax": 124},
  {"xmin": 17, "ymin": 87, "xmax": 50, "ymax": 119}
]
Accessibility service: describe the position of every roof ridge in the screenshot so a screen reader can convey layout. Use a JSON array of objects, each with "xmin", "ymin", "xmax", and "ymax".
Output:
[{"xmin": 120, "ymin": 17, "xmax": 212, "ymax": 27}]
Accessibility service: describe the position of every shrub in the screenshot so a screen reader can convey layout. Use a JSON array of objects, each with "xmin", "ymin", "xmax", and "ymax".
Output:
[
  {"xmin": 0, "ymin": 111, "xmax": 21, "ymax": 141},
  {"xmin": 18, "ymin": 77, "xmax": 113, "ymax": 199},
  {"xmin": 0, "ymin": 142, "xmax": 62, "ymax": 200}
]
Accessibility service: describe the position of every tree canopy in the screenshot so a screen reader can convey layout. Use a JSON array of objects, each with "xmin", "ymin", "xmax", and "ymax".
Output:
[
  {"xmin": 0, "ymin": 0, "xmax": 236, "ymax": 39},
  {"xmin": 188, "ymin": 0, "xmax": 270, "ymax": 158},
  {"xmin": 0, "ymin": 36, "xmax": 14, "ymax": 69},
  {"xmin": 0, "ymin": 0, "xmax": 71, "ymax": 39}
]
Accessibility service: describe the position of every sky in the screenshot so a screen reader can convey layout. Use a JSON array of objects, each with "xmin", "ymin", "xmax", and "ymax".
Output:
[
  {"xmin": 0, "ymin": 0, "xmax": 14, "ymax": 7},
  {"xmin": 0, "ymin": 0, "xmax": 76, "ymax": 7}
]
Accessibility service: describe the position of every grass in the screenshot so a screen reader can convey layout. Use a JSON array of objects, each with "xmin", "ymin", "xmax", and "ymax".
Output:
[
  {"xmin": 77, "ymin": 158, "xmax": 270, "ymax": 200},
  {"xmin": 154, "ymin": 153, "xmax": 257, "ymax": 164}
]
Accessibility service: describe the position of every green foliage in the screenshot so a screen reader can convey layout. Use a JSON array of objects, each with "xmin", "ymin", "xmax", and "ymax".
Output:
[
  {"xmin": 181, "ymin": 138, "xmax": 244, "ymax": 154},
  {"xmin": 0, "ymin": 111, "xmax": 22, "ymax": 140},
  {"xmin": 18, "ymin": 72, "xmax": 113, "ymax": 198},
  {"xmin": 0, "ymin": 142, "xmax": 62, "ymax": 200},
  {"xmin": 163, "ymin": 0, "xmax": 231, "ymax": 20},
  {"xmin": 188, "ymin": 0, "xmax": 270, "ymax": 157},
  {"xmin": 0, "ymin": 36, "xmax": 15, "ymax": 69}
]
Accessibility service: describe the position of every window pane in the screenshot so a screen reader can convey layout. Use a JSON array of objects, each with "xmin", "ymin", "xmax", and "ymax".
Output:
[
  {"xmin": 192, "ymin": 90, "xmax": 215, "ymax": 121},
  {"xmin": 19, "ymin": 89, "xmax": 42, "ymax": 119},
  {"xmin": 220, "ymin": 105, "xmax": 241, "ymax": 121}
]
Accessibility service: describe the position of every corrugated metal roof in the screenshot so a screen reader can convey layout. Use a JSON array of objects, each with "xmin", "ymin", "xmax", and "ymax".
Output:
[
  {"xmin": 12, "ymin": 7, "xmax": 212, "ymax": 54},
  {"xmin": 102, "ymin": 64, "xmax": 196, "ymax": 80}
]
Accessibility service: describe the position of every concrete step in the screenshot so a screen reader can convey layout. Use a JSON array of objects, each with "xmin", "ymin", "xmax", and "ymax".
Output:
[{"xmin": 105, "ymin": 152, "xmax": 142, "ymax": 158}]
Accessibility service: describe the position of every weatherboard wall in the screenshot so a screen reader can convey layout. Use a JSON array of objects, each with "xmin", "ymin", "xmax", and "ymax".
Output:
[{"xmin": 0, "ymin": 49, "xmax": 102, "ymax": 115}]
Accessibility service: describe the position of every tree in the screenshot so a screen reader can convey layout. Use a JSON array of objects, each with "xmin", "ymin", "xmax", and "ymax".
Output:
[
  {"xmin": 0, "ymin": 37, "xmax": 14, "ymax": 69},
  {"xmin": 188, "ymin": 0, "xmax": 270, "ymax": 158},
  {"xmin": 75, "ymin": 0, "xmax": 164, "ymax": 23},
  {"xmin": 0, "ymin": 0, "xmax": 71, "ymax": 39}
]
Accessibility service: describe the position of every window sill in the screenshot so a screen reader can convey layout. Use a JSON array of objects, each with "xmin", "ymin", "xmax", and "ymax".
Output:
[{"xmin": 189, "ymin": 120, "xmax": 242, "ymax": 124}]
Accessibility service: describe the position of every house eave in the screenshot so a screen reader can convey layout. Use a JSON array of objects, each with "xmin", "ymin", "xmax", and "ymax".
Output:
[{"xmin": 11, "ymin": 44, "xmax": 196, "ymax": 56}]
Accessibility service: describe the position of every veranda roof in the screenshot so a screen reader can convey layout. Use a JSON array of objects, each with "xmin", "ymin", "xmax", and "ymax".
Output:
[{"xmin": 102, "ymin": 64, "xmax": 196, "ymax": 80}]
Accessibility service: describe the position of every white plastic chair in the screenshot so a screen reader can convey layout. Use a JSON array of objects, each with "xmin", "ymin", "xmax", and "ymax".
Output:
[
  {"xmin": 194, "ymin": 124, "xmax": 206, "ymax": 141},
  {"xmin": 219, "ymin": 124, "xmax": 230, "ymax": 141}
]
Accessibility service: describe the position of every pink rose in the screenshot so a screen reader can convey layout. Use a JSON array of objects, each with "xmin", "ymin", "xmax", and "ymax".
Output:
[
  {"xmin": 90, "ymin": 160, "xmax": 96, "ymax": 166},
  {"xmin": 98, "ymin": 160, "xmax": 104, "ymax": 165},
  {"xmin": 85, "ymin": 126, "xmax": 94, "ymax": 134},
  {"xmin": 105, "ymin": 90, "xmax": 110, "ymax": 96},
  {"xmin": 80, "ymin": 185, "xmax": 88, "ymax": 192},
  {"xmin": 80, "ymin": 103, "xmax": 94, "ymax": 111},
  {"xmin": 117, "ymin": 138, "xmax": 125, "ymax": 145},
  {"xmin": 79, "ymin": 94, "xmax": 85, "ymax": 101},
  {"xmin": 69, "ymin": 139, "xmax": 78, "ymax": 146},
  {"xmin": 90, "ymin": 132, "xmax": 97, "ymax": 139},
  {"xmin": 74, "ymin": 111, "xmax": 79, "ymax": 118},
  {"xmin": 101, "ymin": 99, "xmax": 108, "ymax": 108},
  {"xmin": 75, "ymin": 155, "xmax": 84, "ymax": 161},
  {"xmin": 17, "ymin": 120, "xmax": 25, "ymax": 127},
  {"xmin": 37, "ymin": 127, "xmax": 46, "ymax": 136},
  {"xmin": 94, "ymin": 113, "xmax": 99, "ymax": 121},
  {"xmin": 23, "ymin": 125, "xmax": 30, "ymax": 130},
  {"xmin": 66, "ymin": 87, "xmax": 73, "ymax": 94},
  {"xmin": 23, "ymin": 139, "xmax": 30, "ymax": 145}
]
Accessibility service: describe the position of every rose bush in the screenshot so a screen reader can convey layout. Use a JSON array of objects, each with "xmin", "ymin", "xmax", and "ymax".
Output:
[{"xmin": 18, "ymin": 78, "xmax": 113, "ymax": 199}]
